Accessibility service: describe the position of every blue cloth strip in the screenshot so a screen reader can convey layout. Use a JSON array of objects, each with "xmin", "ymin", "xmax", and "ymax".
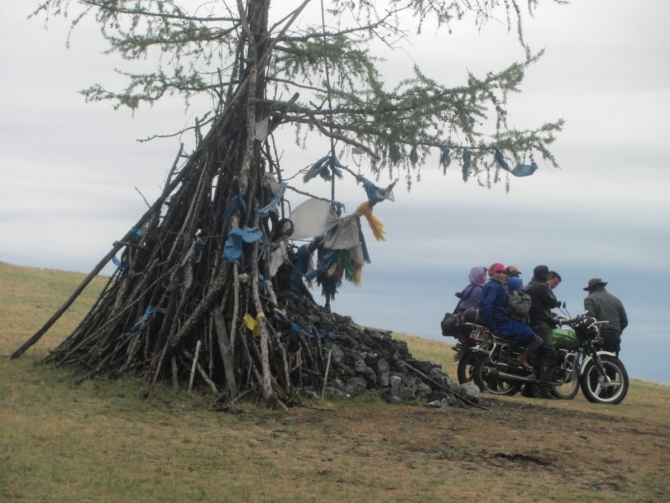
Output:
[
  {"xmin": 439, "ymin": 145, "xmax": 451, "ymax": 171},
  {"xmin": 494, "ymin": 148, "xmax": 511, "ymax": 172},
  {"xmin": 118, "ymin": 306, "xmax": 166, "ymax": 339},
  {"xmin": 511, "ymin": 161, "xmax": 539, "ymax": 177},
  {"xmin": 289, "ymin": 323, "xmax": 340, "ymax": 342},
  {"xmin": 221, "ymin": 227, "xmax": 263, "ymax": 266},
  {"xmin": 356, "ymin": 176, "xmax": 395, "ymax": 208},
  {"xmin": 254, "ymin": 182, "xmax": 287, "ymax": 217},
  {"xmin": 223, "ymin": 194, "xmax": 247, "ymax": 226},
  {"xmin": 303, "ymin": 155, "xmax": 344, "ymax": 183}
]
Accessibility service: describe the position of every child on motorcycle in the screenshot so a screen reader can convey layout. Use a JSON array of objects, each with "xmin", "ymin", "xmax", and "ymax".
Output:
[{"xmin": 479, "ymin": 263, "xmax": 543, "ymax": 369}]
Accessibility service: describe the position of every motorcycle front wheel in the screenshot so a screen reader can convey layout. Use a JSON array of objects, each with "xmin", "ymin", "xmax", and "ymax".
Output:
[
  {"xmin": 551, "ymin": 368, "xmax": 580, "ymax": 400},
  {"xmin": 457, "ymin": 350, "xmax": 481, "ymax": 384},
  {"xmin": 474, "ymin": 357, "xmax": 522, "ymax": 396},
  {"xmin": 580, "ymin": 355, "xmax": 629, "ymax": 404}
]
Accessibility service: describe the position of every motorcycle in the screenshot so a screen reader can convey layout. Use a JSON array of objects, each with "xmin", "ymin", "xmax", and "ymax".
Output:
[{"xmin": 463, "ymin": 313, "xmax": 629, "ymax": 404}]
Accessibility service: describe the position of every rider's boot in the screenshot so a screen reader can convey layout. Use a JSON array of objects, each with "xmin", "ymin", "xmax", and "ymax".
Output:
[
  {"xmin": 515, "ymin": 350, "xmax": 534, "ymax": 370},
  {"xmin": 537, "ymin": 366, "xmax": 557, "ymax": 399}
]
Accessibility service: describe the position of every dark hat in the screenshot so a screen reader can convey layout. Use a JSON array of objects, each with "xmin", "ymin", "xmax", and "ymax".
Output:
[
  {"xmin": 533, "ymin": 265, "xmax": 549, "ymax": 281},
  {"xmin": 506, "ymin": 266, "xmax": 521, "ymax": 276},
  {"xmin": 583, "ymin": 278, "xmax": 608, "ymax": 291}
]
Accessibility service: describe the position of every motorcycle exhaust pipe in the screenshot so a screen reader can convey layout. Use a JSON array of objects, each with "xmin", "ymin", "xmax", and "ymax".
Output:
[{"xmin": 487, "ymin": 367, "xmax": 539, "ymax": 384}]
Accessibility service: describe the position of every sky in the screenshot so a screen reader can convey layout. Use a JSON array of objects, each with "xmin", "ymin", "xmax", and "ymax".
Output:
[{"xmin": 1, "ymin": 1, "xmax": 669, "ymax": 384}]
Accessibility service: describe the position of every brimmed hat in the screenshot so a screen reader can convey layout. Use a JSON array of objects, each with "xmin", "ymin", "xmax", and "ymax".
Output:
[
  {"xmin": 584, "ymin": 278, "xmax": 608, "ymax": 291},
  {"xmin": 507, "ymin": 266, "xmax": 521, "ymax": 276}
]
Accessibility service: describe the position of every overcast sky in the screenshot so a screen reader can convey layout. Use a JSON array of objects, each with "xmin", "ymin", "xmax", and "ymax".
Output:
[{"xmin": 1, "ymin": 1, "xmax": 669, "ymax": 383}]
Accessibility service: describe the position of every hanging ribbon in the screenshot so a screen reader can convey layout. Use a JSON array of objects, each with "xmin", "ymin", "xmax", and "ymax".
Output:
[
  {"xmin": 221, "ymin": 227, "xmax": 263, "ymax": 266},
  {"xmin": 356, "ymin": 201, "xmax": 386, "ymax": 241},
  {"xmin": 303, "ymin": 155, "xmax": 344, "ymax": 183},
  {"xmin": 510, "ymin": 161, "xmax": 539, "ymax": 177},
  {"xmin": 356, "ymin": 176, "xmax": 396, "ymax": 208},
  {"xmin": 254, "ymin": 182, "xmax": 287, "ymax": 217},
  {"xmin": 223, "ymin": 193, "xmax": 247, "ymax": 226},
  {"xmin": 439, "ymin": 145, "xmax": 451, "ymax": 175}
]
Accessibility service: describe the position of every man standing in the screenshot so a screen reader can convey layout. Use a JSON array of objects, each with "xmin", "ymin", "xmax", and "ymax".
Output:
[
  {"xmin": 523, "ymin": 265, "xmax": 561, "ymax": 399},
  {"xmin": 583, "ymin": 278, "xmax": 628, "ymax": 356}
]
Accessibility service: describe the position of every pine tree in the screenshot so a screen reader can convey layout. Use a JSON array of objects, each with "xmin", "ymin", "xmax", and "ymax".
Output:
[{"xmin": 13, "ymin": 0, "xmax": 564, "ymax": 407}]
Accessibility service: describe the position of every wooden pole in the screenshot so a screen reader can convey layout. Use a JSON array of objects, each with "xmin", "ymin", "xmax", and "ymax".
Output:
[
  {"xmin": 11, "ymin": 158, "xmax": 190, "ymax": 360},
  {"xmin": 188, "ymin": 340, "xmax": 202, "ymax": 393}
]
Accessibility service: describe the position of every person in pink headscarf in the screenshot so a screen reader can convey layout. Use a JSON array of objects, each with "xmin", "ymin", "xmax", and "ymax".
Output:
[
  {"xmin": 450, "ymin": 266, "xmax": 487, "ymax": 361},
  {"xmin": 453, "ymin": 266, "xmax": 487, "ymax": 314}
]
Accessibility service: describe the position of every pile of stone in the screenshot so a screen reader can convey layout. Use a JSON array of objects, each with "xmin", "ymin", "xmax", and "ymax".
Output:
[{"xmin": 278, "ymin": 291, "xmax": 480, "ymax": 407}]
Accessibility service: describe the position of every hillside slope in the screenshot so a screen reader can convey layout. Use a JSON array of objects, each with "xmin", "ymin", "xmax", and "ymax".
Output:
[{"xmin": 1, "ymin": 262, "xmax": 669, "ymax": 502}]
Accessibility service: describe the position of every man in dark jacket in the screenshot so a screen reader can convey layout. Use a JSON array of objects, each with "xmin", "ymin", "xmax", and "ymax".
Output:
[
  {"xmin": 583, "ymin": 278, "xmax": 628, "ymax": 356},
  {"xmin": 522, "ymin": 265, "xmax": 562, "ymax": 399}
]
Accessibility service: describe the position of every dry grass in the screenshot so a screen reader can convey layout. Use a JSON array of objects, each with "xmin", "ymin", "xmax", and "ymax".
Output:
[{"xmin": 1, "ymin": 263, "xmax": 669, "ymax": 502}]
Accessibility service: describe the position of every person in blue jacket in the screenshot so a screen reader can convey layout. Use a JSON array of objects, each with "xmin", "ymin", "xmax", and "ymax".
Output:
[{"xmin": 479, "ymin": 263, "xmax": 543, "ymax": 369}]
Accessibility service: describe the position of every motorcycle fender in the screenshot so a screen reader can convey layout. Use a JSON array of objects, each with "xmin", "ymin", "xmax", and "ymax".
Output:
[{"xmin": 579, "ymin": 351, "xmax": 617, "ymax": 375}]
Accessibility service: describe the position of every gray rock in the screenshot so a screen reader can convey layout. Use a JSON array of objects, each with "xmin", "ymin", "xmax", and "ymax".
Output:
[
  {"xmin": 426, "ymin": 400, "xmax": 445, "ymax": 408},
  {"xmin": 430, "ymin": 367, "xmax": 455, "ymax": 389},
  {"xmin": 378, "ymin": 371, "xmax": 389, "ymax": 388},
  {"xmin": 409, "ymin": 359, "xmax": 433, "ymax": 375},
  {"xmin": 363, "ymin": 368, "xmax": 377, "ymax": 383},
  {"xmin": 389, "ymin": 375, "xmax": 402, "ymax": 391},
  {"xmin": 330, "ymin": 345, "xmax": 345, "ymax": 365},
  {"xmin": 354, "ymin": 359, "xmax": 368, "ymax": 374},
  {"xmin": 325, "ymin": 387, "xmax": 348, "ymax": 398},
  {"xmin": 400, "ymin": 387, "xmax": 416, "ymax": 401},
  {"xmin": 416, "ymin": 382, "xmax": 432, "ymax": 399},
  {"xmin": 402, "ymin": 375, "xmax": 417, "ymax": 392},
  {"xmin": 347, "ymin": 376, "xmax": 367, "ymax": 392},
  {"xmin": 458, "ymin": 381, "xmax": 481, "ymax": 404},
  {"xmin": 330, "ymin": 378, "xmax": 355, "ymax": 395},
  {"xmin": 377, "ymin": 359, "xmax": 390, "ymax": 373}
]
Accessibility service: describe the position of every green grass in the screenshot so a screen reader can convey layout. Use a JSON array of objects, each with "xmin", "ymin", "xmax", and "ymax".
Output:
[{"xmin": 1, "ymin": 262, "xmax": 670, "ymax": 502}]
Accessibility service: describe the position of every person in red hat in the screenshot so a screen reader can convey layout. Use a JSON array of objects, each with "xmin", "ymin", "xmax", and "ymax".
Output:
[{"xmin": 479, "ymin": 263, "xmax": 543, "ymax": 369}]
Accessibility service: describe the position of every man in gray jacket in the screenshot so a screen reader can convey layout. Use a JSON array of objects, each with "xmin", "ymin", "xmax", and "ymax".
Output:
[{"xmin": 583, "ymin": 278, "xmax": 628, "ymax": 356}]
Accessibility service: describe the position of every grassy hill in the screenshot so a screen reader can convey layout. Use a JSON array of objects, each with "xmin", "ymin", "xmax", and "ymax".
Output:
[{"xmin": 1, "ymin": 262, "xmax": 669, "ymax": 502}]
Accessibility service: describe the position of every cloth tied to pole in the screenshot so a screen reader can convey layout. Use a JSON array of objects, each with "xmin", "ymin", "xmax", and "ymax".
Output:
[
  {"xmin": 118, "ymin": 306, "xmax": 166, "ymax": 339},
  {"xmin": 223, "ymin": 193, "xmax": 247, "ymax": 226},
  {"xmin": 221, "ymin": 227, "xmax": 263, "ymax": 266},
  {"xmin": 356, "ymin": 175, "xmax": 396, "ymax": 208},
  {"xmin": 356, "ymin": 202, "xmax": 386, "ymax": 241},
  {"xmin": 254, "ymin": 182, "xmax": 287, "ymax": 217}
]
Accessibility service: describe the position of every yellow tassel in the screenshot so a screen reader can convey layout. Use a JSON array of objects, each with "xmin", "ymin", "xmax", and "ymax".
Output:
[
  {"xmin": 356, "ymin": 201, "xmax": 386, "ymax": 241},
  {"xmin": 353, "ymin": 269, "xmax": 363, "ymax": 285}
]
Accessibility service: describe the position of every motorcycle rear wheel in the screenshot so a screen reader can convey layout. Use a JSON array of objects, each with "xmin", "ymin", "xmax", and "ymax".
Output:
[
  {"xmin": 474, "ymin": 357, "xmax": 522, "ymax": 396},
  {"xmin": 551, "ymin": 368, "xmax": 580, "ymax": 400},
  {"xmin": 580, "ymin": 355, "xmax": 629, "ymax": 404},
  {"xmin": 457, "ymin": 350, "xmax": 481, "ymax": 384}
]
